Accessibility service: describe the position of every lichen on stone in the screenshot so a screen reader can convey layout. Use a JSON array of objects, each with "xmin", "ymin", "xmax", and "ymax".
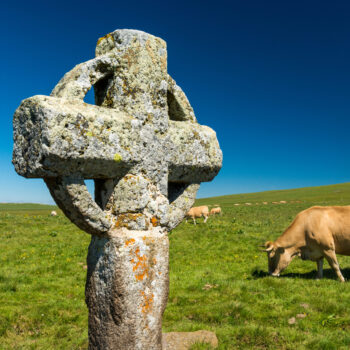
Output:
[
  {"xmin": 12, "ymin": 29, "xmax": 223, "ymax": 349},
  {"xmin": 113, "ymin": 153, "xmax": 122, "ymax": 162}
]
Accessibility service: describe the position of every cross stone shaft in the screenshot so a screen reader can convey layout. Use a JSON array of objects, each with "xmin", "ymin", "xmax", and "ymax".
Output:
[{"xmin": 12, "ymin": 29, "xmax": 222, "ymax": 349}]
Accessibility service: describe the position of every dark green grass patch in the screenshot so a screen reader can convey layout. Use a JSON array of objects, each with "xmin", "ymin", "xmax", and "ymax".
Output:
[{"xmin": 1, "ymin": 183, "xmax": 350, "ymax": 348}]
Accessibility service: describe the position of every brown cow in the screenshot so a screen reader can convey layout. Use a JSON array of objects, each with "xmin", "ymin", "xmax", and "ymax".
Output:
[
  {"xmin": 210, "ymin": 207, "xmax": 222, "ymax": 216},
  {"xmin": 264, "ymin": 206, "xmax": 350, "ymax": 282},
  {"xmin": 186, "ymin": 206, "xmax": 209, "ymax": 225}
]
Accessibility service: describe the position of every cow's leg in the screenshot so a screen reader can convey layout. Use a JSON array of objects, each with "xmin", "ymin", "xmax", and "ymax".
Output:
[
  {"xmin": 203, "ymin": 214, "xmax": 208, "ymax": 223},
  {"xmin": 193, "ymin": 217, "xmax": 196, "ymax": 225},
  {"xmin": 323, "ymin": 250, "xmax": 345, "ymax": 282},
  {"xmin": 316, "ymin": 258, "xmax": 323, "ymax": 279}
]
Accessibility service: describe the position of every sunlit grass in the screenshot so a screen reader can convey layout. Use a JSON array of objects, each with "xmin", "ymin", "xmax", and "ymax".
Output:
[{"xmin": 1, "ymin": 182, "xmax": 350, "ymax": 349}]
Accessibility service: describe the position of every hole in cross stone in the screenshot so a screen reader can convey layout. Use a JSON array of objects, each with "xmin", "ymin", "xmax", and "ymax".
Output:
[
  {"xmin": 167, "ymin": 90, "xmax": 187, "ymax": 121},
  {"xmin": 85, "ymin": 179, "xmax": 95, "ymax": 199},
  {"xmin": 94, "ymin": 73, "xmax": 114, "ymax": 107},
  {"xmin": 94, "ymin": 179, "xmax": 116, "ymax": 211},
  {"xmin": 83, "ymin": 88, "xmax": 95, "ymax": 105},
  {"xmin": 168, "ymin": 182, "xmax": 190, "ymax": 204}
]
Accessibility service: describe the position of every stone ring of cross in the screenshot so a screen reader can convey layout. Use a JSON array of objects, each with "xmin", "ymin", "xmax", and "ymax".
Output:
[{"xmin": 13, "ymin": 29, "xmax": 222, "ymax": 237}]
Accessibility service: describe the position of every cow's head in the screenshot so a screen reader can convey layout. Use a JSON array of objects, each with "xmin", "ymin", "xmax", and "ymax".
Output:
[{"xmin": 264, "ymin": 241, "xmax": 292, "ymax": 276}]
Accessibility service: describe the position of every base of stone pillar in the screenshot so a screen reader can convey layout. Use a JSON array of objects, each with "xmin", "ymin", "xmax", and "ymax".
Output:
[
  {"xmin": 162, "ymin": 331, "xmax": 218, "ymax": 349},
  {"xmin": 86, "ymin": 229, "xmax": 169, "ymax": 350}
]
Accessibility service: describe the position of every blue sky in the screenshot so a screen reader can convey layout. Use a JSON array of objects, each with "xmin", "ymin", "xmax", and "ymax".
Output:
[{"xmin": 1, "ymin": 0, "xmax": 350, "ymax": 203}]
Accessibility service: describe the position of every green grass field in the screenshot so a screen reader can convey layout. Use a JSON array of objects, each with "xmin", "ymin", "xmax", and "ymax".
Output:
[{"xmin": 1, "ymin": 182, "xmax": 350, "ymax": 349}]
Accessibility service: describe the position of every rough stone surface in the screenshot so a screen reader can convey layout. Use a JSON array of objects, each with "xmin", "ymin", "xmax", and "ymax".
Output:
[
  {"xmin": 162, "ymin": 331, "xmax": 218, "ymax": 349},
  {"xmin": 12, "ymin": 29, "xmax": 222, "ymax": 349},
  {"xmin": 86, "ymin": 229, "xmax": 169, "ymax": 349},
  {"xmin": 13, "ymin": 30, "xmax": 222, "ymax": 235}
]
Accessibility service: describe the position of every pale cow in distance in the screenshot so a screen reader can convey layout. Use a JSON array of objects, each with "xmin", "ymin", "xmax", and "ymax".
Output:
[
  {"xmin": 50, "ymin": 210, "xmax": 57, "ymax": 217},
  {"xmin": 263, "ymin": 205, "xmax": 350, "ymax": 282},
  {"xmin": 210, "ymin": 207, "xmax": 222, "ymax": 216},
  {"xmin": 186, "ymin": 206, "xmax": 209, "ymax": 225}
]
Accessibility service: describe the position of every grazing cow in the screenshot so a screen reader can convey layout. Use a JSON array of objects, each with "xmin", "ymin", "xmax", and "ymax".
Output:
[
  {"xmin": 186, "ymin": 206, "xmax": 209, "ymax": 225},
  {"xmin": 264, "ymin": 205, "xmax": 350, "ymax": 282},
  {"xmin": 50, "ymin": 211, "xmax": 57, "ymax": 217},
  {"xmin": 210, "ymin": 207, "xmax": 222, "ymax": 216}
]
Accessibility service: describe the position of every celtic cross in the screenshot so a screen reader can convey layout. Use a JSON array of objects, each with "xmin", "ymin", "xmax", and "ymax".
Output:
[{"xmin": 13, "ymin": 29, "xmax": 222, "ymax": 349}]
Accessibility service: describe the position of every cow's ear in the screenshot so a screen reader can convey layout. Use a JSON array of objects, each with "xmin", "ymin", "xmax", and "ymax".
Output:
[
  {"xmin": 264, "ymin": 241, "xmax": 276, "ymax": 257},
  {"xmin": 264, "ymin": 241, "xmax": 274, "ymax": 252}
]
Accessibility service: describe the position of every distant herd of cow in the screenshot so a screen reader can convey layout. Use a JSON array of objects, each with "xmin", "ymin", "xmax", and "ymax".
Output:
[
  {"xmin": 51, "ymin": 202, "xmax": 350, "ymax": 282},
  {"xmin": 185, "ymin": 205, "xmax": 221, "ymax": 225},
  {"xmin": 185, "ymin": 204, "xmax": 350, "ymax": 282}
]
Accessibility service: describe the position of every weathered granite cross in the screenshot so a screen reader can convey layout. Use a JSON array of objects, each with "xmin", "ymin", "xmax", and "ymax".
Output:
[{"xmin": 13, "ymin": 29, "xmax": 222, "ymax": 349}]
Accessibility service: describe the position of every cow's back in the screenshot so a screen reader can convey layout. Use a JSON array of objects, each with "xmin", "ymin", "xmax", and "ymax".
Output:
[
  {"xmin": 303, "ymin": 206, "xmax": 350, "ymax": 255},
  {"xmin": 195, "ymin": 206, "xmax": 209, "ymax": 217},
  {"xmin": 187, "ymin": 205, "xmax": 209, "ymax": 218}
]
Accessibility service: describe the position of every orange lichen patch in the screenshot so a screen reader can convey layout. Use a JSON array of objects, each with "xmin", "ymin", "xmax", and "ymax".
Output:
[
  {"xmin": 115, "ymin": 213, "xmax": 143, "ymax": 228},
  {"xmin": 122, "ymin": 48, "xmax": 138, "ymax": 69},
  {"xmin": 130, "ymin": 246, "xmax": 149, "ymax": 281},
  {"xmin": 123, "ymin": 174, "xmax": 138, "ymax": 186},
  {"xmin": 151, "ymin": 216, "xmax": 158, "ymax": 227},
  {"xmin": 161, "ymin": 54, "xmax": 167, "ymax": 73},
  {"xmin": 125, "ymin": 238, "xmax": 135, "ymax": 246},
  {"xmin": 124, "ymin": 174, "xmax": 135, "ymax": 181},
  {"xmin": 140, "ymin": 291, "xmax": 154, "ymax": 314},
  {"xmin": 145, "ymin": 40, "xmax": 156, "ymax": 64}
]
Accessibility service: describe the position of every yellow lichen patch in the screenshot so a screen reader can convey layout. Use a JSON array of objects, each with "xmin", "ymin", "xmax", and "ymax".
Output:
[
  {"xmin": 85, "ymin": 131, "xmax": 93, "ymax": 137},
  {"xmin": 151, "ymin": 216, "xmax": 158, "ymax": 227},
  {"xmin": 140, "ymin": 291, "xmax": 154, "ymax": 314},
  {"xmin": 125, "ymin": 238, "xmax": 135, "ymax": 246},
  {"xmin": 113, "ymin": 153, "xmax": 123, "ymax": 162},
  {"xmin": 96, "ymin": 33, "xmax": 113, "ymax": 46}
]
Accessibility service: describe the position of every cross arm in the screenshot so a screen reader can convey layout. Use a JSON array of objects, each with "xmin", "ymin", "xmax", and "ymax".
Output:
[
  {"xmin": 167, "ymin": 121, "xmax": 222, "ymax": 183},
  {"xmin": 12, "ymin": 95, "xmax": 139, "ymax": 179}
]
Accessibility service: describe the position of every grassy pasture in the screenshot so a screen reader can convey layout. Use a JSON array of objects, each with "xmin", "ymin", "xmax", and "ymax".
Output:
[{"xmin": 1, "ymin": 182, "xmax": 350, "ymax": 349}]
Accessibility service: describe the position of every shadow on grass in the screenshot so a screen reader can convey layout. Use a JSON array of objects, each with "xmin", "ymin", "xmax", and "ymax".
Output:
[{"xmin": 252, "ymin": 268, "xmax": 350, "ymax": 281}]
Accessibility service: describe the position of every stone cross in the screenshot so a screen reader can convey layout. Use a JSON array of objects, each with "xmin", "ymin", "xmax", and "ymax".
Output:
[{"xmin": 13, "ymin": 29, "xmax": 222, "ymax": 349}]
